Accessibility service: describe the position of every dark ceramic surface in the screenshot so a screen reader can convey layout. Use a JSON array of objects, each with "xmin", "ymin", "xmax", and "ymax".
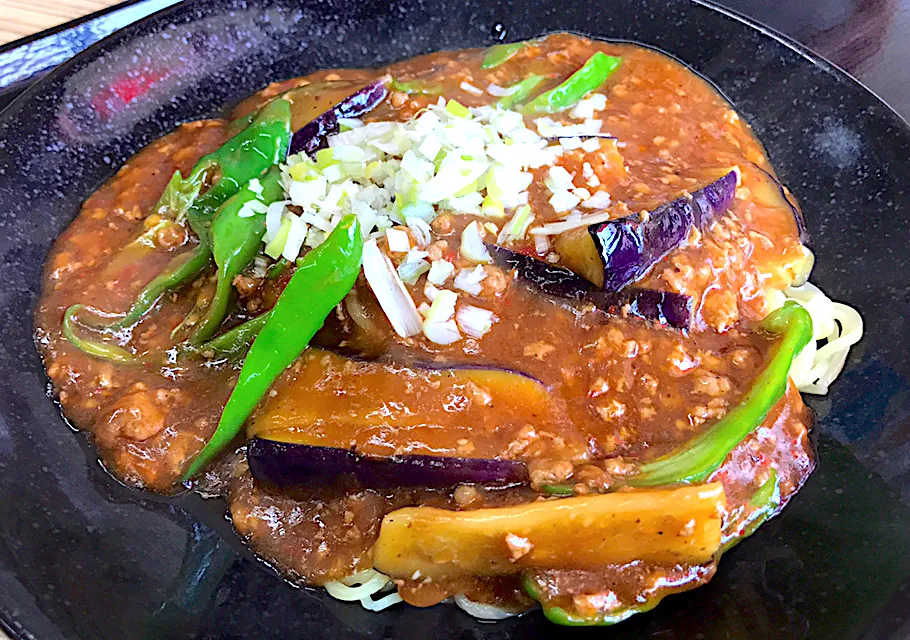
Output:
[{"xmin": 0, "ymin": 0, "xmax": 908, "ymax": 638}]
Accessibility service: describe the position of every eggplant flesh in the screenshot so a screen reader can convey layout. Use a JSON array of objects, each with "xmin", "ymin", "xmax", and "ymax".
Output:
[
  {"xmin": 247, "ymin": 349, "xmax": 586, "ymax": 484},
  {"xmin": 248, "ymin": 438, "xmax": 528, "ymax": 489},
  {"xmin": 288, "ymin": 78, "xmax": 389, "ymax": 156},
  {"xmin": 557, "ymin": 170, "xmax": 738, "ymax": 292},
  {"xmin": 488, "ymin": 245, "xmax": 692, "ymax": 328},
  {"xmin": 372, "ymin": 484, "xmax": 725, "ymax": 579}
]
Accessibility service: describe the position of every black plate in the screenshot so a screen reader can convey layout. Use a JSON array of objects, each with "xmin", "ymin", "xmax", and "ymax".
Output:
[{"xmin": 1, "ymin": 1, "xmax": 908, "ymax": 638}]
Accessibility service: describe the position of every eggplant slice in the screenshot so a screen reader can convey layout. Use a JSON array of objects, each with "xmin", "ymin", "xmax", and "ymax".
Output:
[
  {"xmin": 289, "ymin": 78, "xmax": 390, "ymax": 156},
  {"xmin": 556, "ymin": 170, "xmax": 739, "ymax": 291},
  {"xmin": 489, "ymin": 245, "xmax": 692, "ymax": 328}
]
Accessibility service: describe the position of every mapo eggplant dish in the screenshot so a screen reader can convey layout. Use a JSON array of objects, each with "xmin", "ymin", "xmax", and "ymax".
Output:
[{"xmin": 35, "ymin": 34, "xmax": 863, "ymax": 625}]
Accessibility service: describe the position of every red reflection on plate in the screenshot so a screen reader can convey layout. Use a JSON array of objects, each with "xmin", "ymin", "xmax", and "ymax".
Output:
[{"xmin": 91, "ymin": 68, "xmax": 171, "ymax": 120}]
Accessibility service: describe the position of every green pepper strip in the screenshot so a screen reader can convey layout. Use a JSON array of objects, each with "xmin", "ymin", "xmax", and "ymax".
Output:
[
  {"xmin": 630, "ymin": 302, "xmax": 812, "ymax": 487},
  {"xmin": 63, "ymin": 305, "xmax": 137, "ymax": 365},
  {"xmin": 480, "ymin": 41, "xmax": 526, "ymax": 69},
  {"xmin": 390, "ymin": 78, "xmax": 445, "ymax": 95},
  {"xmin": 78, "ymin": 168, "xmax": 210, "ymax": 334},
  {"xmin": 196, "ymin": 312, "xmax": 271, "ymax": 361},
  {"xmin": 182, "ymin": 215, "xmax": 363, "ymax": 479},
  {"xmin": 521, "ymin": 572, "xmax": 662, "ymax": 626},
  {"xmin": 186, "ymin": 98, "xmax": 291, "ymax": 236},
  {"xmin": 120, "ymin": 248, "xmax": 213, "ymax": 330},
  {"xmin": 523, "ymin": 52, "xmax": 622, "ymax": 114},
  {"xmin": 60, "ymin": 248, "xmax": 213, "ymax": 363},
  {"xmin": 66, "ymin": 99, "xmax": 291, "ymax": 345},
  {"xmin": 719, "ymin": 469, "xmax": 781, "ymax": 554},
  {"xmin": 267, "ymin": 258, "xmax": 288, "ymax": 280},
  {"xmin": 189, "ymin": 167, "xmax": 285, "ymax": 344},
  {"xmin": 495, "ymin": 74, "xmax": 545, "ymax": 110},
  {"xmin": 539, "ymin": 483, "xmax": 575, "ymax": 496},
  {"xmin": 156, "ymin": 166, "xmax": 208, "ymax": 223}
]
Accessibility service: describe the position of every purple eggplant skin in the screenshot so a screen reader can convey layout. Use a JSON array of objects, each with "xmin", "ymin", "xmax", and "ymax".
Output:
[
  {"xmin": 570, "ymin": 170, "xmax": 738, "ymax": 292},
  {"xmin": 593, "ymin": 196, "xmax": 695, "ymax": 292},
  {"xmin": 290, "ymin": 110, "xmax": 338, "ymax": 156},
  {"xmin": 690, "ymin": 169, "xmax": 737, "ymax": 229},
  {"xmin": 489, "ymin": 244, "xmax": 591, "ymax": 300},
  {"xmin": 288, "ymin": 78, "xmax": 390, "ymax": 156},
  {"xmin": 248, "ymin": 438, "xmax": 529, "ymax": 489},
  {"xmin": 488, "ymin": 245, "xmax": 692, "ymax": 328},
  {"xmin": 589, "ymin": 288, "xmax": 691, "ymax": 328},
  {"xmin": 334, "ymin": 77, "xmax": 390, "ymax": 118}
]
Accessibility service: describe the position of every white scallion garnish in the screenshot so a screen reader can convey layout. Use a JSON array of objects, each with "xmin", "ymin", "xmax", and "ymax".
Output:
[
  {"xmin": 281, "ymin": 214, "xmax": 308, "ymax": 262},
  {"xmin": 406, "ymin": 217, "xmax": 433, "ymax": 248},
  {"xmin": 427, "ymin": 259, "xmax": 455, "ymax": 285},
  {"xmin": 529, "ymin": 210, "xmax": 614, "ymax": 236},
  {"xmin": 247, "ymin": 178, "xmax": 264, "ymax": 195},
  {"xmin": 397, "ymin": 248, "xmax": 431, "ymax": 285},
  {"xmin": 459, "ymin": 81, "xmax": 484, "ymax": 96},
  {"xmin": 386, "ymin": 228, "xmax": 411, "ymax": 253},
  {"xmin": 582, "ymin": 190, "xmax": 611, "ymax": 209},
  {"xmin": 422, "ymin": 289, "xmax": 461, "ymax": 344},
  {"xmin": 496, "ymin": 204, "xmax": 534, "ymax": 243},
  {"xmin": 460, "ymin": 221, "xmax": 491, "ymax": 263},
  {"xmin": 456, "ymin": 304, "xmax": 497, "ymax": 338},
  {"xmin": 454, "ymin": 265, "xmax": 487, "ymax": 296},
  {"xmin": 361, "ymin": 239, "xmax": 423, "ymax": 337}
]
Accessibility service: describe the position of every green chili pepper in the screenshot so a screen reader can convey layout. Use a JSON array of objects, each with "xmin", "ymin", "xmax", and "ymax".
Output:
[
  {"xmin": 495, "ymin": 74, "xmax": 544, "ymax": 110},
  {"xmin": 183, "ymin": 215, "xmax": 363, "ymax": 478},
  {"xmin": 390, "ymin": 78, "xmax": 445, "ymax": 95},
  {"xmin": 119, "ymin": 247, "xmax": 213, "ymax": 331},
  {"xmin": 61, "ymin": 248, "xmax": 214, "ymax": 362},
  {"xmin": 521, "ymin": 572, "xmax": 660, "ymax": 626},
  {"xmin": 719, "ymin": 469, "xmax": 781, "ymax": 554},
  {"xmin": 630, "ymin": 302, "xmax": 812, "ymax": 487},
  {"xmin": 267, "ymin": 258, "xmax": 288, "ymax": 280},
  {"xmin": 62, "ymin": 305, "xmax": 138, "ymax": 365},
  {"xmin": 481, "ymin": 41, "xmax": 526, "ymax": 69},
  {"xmin": 196, "ymin": 312, "xmax": 271, "ymax": 361},
  {"xmin": 188, "ymin": 98, "xmax": 292, "ymax": 227},
  {"xmin": 539, "ymin": 483, "xmax": 575, "ymax": 496},
  {"xmin": 153, "ymin": 168, "xmax": 208, "ymax": 223},
  {"xmin": 189, "ymin": 168, "xmax": 285, "ymax": 344},
  {"xmin": 523, "ymin": 52, "xmax": 622, "ymax": 114},
  {"xmin": 63, "ymin": 99, "xmax": 293, "ymax": 358}
]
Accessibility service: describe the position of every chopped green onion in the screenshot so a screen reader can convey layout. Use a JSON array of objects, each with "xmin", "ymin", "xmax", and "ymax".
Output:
[
  {"xmin": 445, "ymin": 100, "xmax": 471, "ymax": 119},
  {"xmin": 264, "ymin": 217, "xmax": 291, "ymax": 259}
]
